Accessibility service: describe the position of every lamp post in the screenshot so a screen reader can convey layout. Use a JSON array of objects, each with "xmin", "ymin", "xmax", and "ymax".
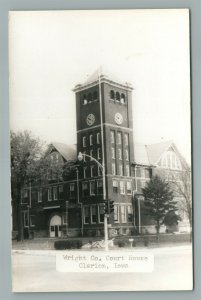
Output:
[{"xmin": 78, "ymin": 152, "xmax": 108, "ymax": 251}]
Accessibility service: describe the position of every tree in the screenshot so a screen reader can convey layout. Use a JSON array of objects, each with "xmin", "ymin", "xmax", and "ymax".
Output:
[
  {"xmin": 168, "ymin": 166, "xmax": 192, "ymax": 231},
  {"xmin": 11, "ymin": 130, "xmax": 45, "ymax": 240},
  {"xmin": 142, "ymin": 175, "xmax": 180, "ymax": 241}
]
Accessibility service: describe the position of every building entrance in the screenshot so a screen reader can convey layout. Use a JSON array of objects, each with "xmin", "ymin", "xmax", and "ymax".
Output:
[{"xmin": 49, "ymin": 215, "xmax": 61, "ymax": 237}]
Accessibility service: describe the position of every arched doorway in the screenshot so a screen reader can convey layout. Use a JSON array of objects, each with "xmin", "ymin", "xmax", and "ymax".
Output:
[{"xmin": 49, "ymin": 215, "xmax": 61, "ymax": 238}]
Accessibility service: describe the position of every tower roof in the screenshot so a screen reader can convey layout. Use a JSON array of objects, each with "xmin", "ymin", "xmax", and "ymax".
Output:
[{"xmin": 73, "ymin": 66, "xmax": 133, "ymax": 92}]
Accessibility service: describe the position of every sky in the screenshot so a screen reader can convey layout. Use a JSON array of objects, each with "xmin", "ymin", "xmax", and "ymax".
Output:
[{"xmin": 9, "ymin": 9, "xmax": 191, "ymax": 163}]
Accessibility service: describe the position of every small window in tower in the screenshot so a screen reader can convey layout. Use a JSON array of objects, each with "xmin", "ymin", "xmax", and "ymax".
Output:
[
  {"xmin": 125, "ymin": 133, "xmax": 129, "ymax": 146},
  {"xmin": 111, "ymin": 147, "xmax": 115, "ymax": 159},
  {"xmin": 90, "ymin": 149, "xmax": 93, "ymax": 160},
  {"xmin": 110, "ymin": 130, "xmax": 115, "ymax": 144},
  {"xmin": 82, "ymin": 94, "xmax": 87, "ymax": 105},
  {"xmin": 127, "ymin": 181, "xmax": 132, "ymax": 195},
  {"xmin": 118, "ymin": 149, "xmax": 122, "ymax": 160},
  {"xmin": 125, "ymin": 149, "xmax": 129, "ymax": 161},
  {"xmin": 117, "ymin": 132, "xmax": 122, "ymax": 144},
  {"xmin": 112, "ymin": 180, "xmax": 118, "ymax": 193},
  {"xmin": 97, "ymin": 132, "xmax": 100, "ymax": 144},
  {"xmin": 126, "ymin": 165, "xmax": 130, "ymax": 177},
  {"xmin": 93, "ymin": 91, "xmax": 98, "ymax": 101},
  {"xmin": 88, "ymin": 93, "xmax": 92, "ymax": 102},
  {"xmin": 83, "ymin": 136, "xmax": 86, "ymax": 147},
  {"xmin": 110, "ymin": 90, "xmax": 115, "ymax": 100},
  {"xmin": 89, "ymin": 134, "xmax": 93, "ymax": 146},
  {"xmin": 97, "ymin": 148, "xmax": 101, "ymax": 160},
  {"xmin": 119, "ymin": 164, "xmax": 123, "ymax": 176},
  {"xmin": 112, "ymin": 163, "xmax": 116, "ymax": 175},
  {"xmin": 116, "ymin": 92, "xmax": 120, "ymax": 102}
]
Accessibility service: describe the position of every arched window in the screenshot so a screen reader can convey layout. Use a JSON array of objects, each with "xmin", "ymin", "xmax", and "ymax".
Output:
[
  {"xmin": 88, "ymin": 93, "xmax": 92, "ymax": 102},
  {"xmin": 110, "ymin": 90, "xmax": 115, "ymax": 100},
  {"xmin": 93, "ymin": 91, "xmax": 98, "ymax": 101},
  {"xmin": 116, "ymin": 92, "xmax": 120, "ymax": 101},
  {"xmin": 82, "ymin": 94, "xmax": 87, "ymax": 105},
  {"xmin": 120, "ymin": 93, "xmax": 125, "ymax": 103}
]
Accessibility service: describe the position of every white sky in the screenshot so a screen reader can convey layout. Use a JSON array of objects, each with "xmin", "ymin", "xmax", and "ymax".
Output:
[{"xmin": 9, "ymin": 9, "xmax": 191, "ymax": 163}]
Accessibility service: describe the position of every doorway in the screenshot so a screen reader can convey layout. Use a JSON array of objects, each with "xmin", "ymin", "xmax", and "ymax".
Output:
[{"xmin": 49, "ymin": 215, "xmax": 61, "ymax": 237}]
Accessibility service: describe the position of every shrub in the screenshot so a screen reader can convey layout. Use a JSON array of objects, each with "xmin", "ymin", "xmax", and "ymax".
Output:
[
  {"xmin": 54, "ymin": 240, "xmax": 82, "ymax": 250},
  {"xmin": 118, "ymin": 241, "xmax": 125, "ymax": 248},
  {"xmin": 143, "ymin": 236, "xmax": 149, "ymax": 247}
]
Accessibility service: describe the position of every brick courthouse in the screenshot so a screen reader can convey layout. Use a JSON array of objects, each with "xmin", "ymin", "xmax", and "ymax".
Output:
[{"xmin": 14, "ymin": 70, "xmax": 190, "ymax": 239}]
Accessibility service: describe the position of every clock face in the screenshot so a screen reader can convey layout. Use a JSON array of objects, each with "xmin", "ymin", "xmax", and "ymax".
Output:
[
  {"xmin": 115, "ymin": 113, "xmax": 123, "ymax": 125},
  {"xmin": 86, "ymin": 114, "xmax": 95, "ymax": 126}
]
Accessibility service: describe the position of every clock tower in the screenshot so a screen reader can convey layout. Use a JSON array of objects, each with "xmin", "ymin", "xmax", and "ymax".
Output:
[{"xmin": 73, "ymin": 68, "xmax": 135, "ymax": 236}]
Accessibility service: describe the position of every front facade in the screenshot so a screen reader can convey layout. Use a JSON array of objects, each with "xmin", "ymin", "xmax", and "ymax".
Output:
[{"xmin": 16, "ymin": 70, "xmax": 191, "ymax": 239}]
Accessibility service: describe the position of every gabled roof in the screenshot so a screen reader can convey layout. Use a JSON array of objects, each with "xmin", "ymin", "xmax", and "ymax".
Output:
[
  {"xmin": 146, "ymin": 140, "xmax": 174, "ymax": 165},
  {"xmin": 134, "ymin": 140, "xmax": 189, "ymax": 168},
  {"xmin": 49, "ymin": 142, "xmax": 77, "ymax": 162},
  {"xmin": 73, "ymin": 66, "xmax": 133, "ymax": 92}
]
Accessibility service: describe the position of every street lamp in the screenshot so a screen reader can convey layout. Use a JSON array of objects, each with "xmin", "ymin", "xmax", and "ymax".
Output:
[{"xmin": 78, "ymin": 151, "xmax": 109, "ymax": 251}]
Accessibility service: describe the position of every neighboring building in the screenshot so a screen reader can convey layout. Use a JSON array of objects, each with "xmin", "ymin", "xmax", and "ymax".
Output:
[
  {"xmin": 17, "ymin": 69, "xmax": 191, "ymax": 239},
  {"xmin": 133, "ymin": 141, "xmax": 191, "ymax": 234}
]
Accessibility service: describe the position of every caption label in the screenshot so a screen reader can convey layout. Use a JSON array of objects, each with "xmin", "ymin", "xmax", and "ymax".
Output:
[{"xmin": 56, "ymin": 251, "xmax": 154, "ymax": 273}]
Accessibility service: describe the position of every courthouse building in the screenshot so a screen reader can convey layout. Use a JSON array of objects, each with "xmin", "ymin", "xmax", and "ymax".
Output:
[{"xmin": 17, "ymin": 70, "xmax": 190, "ymax": 239}]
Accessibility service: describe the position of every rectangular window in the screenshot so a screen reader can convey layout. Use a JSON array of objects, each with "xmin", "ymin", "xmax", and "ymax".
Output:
[
  {"xmin": 141, "ymin": 180, "xmax": 146, "ymax": 189},
  {"xmin": 38, "ymin": 189, "xmax": 42, "ymax": 203},
  {"xmin": 30, "ymin": 215, "xmax": 35, "ymax": 227},
  {"xmin": 127, "ymin": 181, "xmax": 132, "ymax": 195},
  {"xmin": 125, "ymin": 149, "xmax": 129, "ymax": 161},
  {"xmin": 90, "ymin": 166, "xmax": 94, "ymax": 177},
  {"xmin": 83, "ymin": 136, "xmax": 86, "ymax": 147},
  {"xmin": 114, "ymin": 205, "xmax": 120, "ymax": 223},
  {"xmin": 121, "ymin": 206, "xmax": 127, "ymax": 223},
  {"xmin": 90, "ymin": 149, "xmax": 93, "ymax": 160},
  {"xmin": 110, "ymin": 130, "xmax": 115, "ymax": 144},
  {"xmin": 59, "ymin": 185, "xmax": 63, "ymax": 199},
  {"xmin": 84, "ymin": 206, "xmax": 90, "ymax": 224},
  {"xmin": 145, "ymin": 168, "xmax": 151, "ymax": 178},
  {"xmin": 90, "ymin": 181, "xmax": 95, "ymax": 195},
  {"xmin": 53, "ymin": 187, "xmax": 58, "ymax": 200},
  {"xmin": 112, "ymin": 180, "xmax": 118, "ymax": 193},
  {"xmin": 83, "ymin": 167, "xmax": 87, "ymax": 179},
  {"xmin": 141, "ymin": 168, "xmax": 145, "ymax": 178},
  {"xmin": 97, "ymin": 132, "xmax": 100, "ymax": 144},
  {"xmin": 117, "ymin": 132, "xmax": 122, "ymax": 144},
  {"xmin": 112, "ymin": 163, "xmax": 116, "ymax": 175},
  {"xmin": 98, "ymin": 204, "xmax": 104, "ymax": 223},
  {"xmin": 127, "ymin": 206, "xmax": 133, "ymax": 222},
  {"xmin": 98, "ymin": 166, "xmax": 102, "ymax": 176},
  {"xmin": 82, "ymin": 182, "xmax": 88, "ymax": 196},
  {"xmin": 111, "ymin": 147, "xmax": 115, "ymax": 159},
  {"xmin": 23, "ymin": 211, "xmax": 29, "ymax": 227},
  {"xmin": 90, "ymin": 134, "xmax": 93, "ymax": 146},
  {"xmin": 48, "ymin": 188, "xmax": 52, "ymax": 201},
  {"xmin": 119, "ymin": 164, "xmax": 123, "ymax": 176},
  {"xmin": 120, "ymin": 181, "xmax": 125, "ymax": 194},
  {"xmin": 125, "ymin": 133, "xmax": 129, "ymax": 146},
  {"xmin": 70, "ymin": 183, "xmax": 75, "ymax": 197},
  {"xmin": 126, "ymin": 165, "xmax": 130, "ymax": 177},
  {"xmin": 83, "ymin": 151, "xmax": 86, "ymax": 162},
  {"xmin": 97, "ymin": 148, "xmax": 101, "ymax": 160},
  {"xmin": 63, "ymin": 214, "xmax": 67, "ymax": 225},
  {"xmin": 118, "ymin": 149, "xmax": 122, "ymax": 160},
  {"xmin": 97, "ymin": 180, "xmax": 103, "ymax": 194},
  {"xmin": 91, "ymin": 205, "xmax": 97, "ymax": 223}
]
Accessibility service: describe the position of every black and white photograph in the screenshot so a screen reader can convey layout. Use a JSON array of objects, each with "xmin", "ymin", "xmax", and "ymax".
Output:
[{"xmin": 9, "ymin": 9, "xmax": 192, "ymax": 292}]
